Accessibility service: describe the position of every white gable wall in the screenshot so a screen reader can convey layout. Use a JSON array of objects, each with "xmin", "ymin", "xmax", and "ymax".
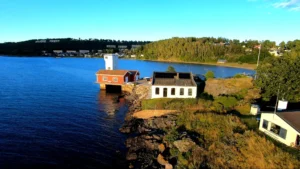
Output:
[
  {"xmin": 151, "ymin": 86, "xmax": 197, "ymax": 99},
  {"xmin": 104, "ymin": 54, "xmax": 118, "ymax": 70},
  {"xmin": 259, "ymin": 113, "xmax": 299, "ymax": 146}
]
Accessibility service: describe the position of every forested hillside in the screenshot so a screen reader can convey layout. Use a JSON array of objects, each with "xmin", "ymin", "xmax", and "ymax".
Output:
[
  {"xmin": 135, "ymin": 37, "xmax": 300, "ymax": 64},
  {"xmin": 0, "ymin": 38, "xmax": 150, "ymax": 56}
]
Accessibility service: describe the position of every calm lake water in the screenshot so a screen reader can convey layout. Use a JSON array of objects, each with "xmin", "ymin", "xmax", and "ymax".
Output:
[{"xmin": 0, "ymin": 56, "xmax": 254, "ymax": 169}]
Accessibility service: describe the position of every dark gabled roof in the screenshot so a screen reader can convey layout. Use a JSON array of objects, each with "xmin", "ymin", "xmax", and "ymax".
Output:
[
  {"xmin": 152, "ymin": 72, "xmax": 196, "ymax": 86},
  {"xmin": 276, "ymin": 111, "xmax": 300, "ymax": 133}
]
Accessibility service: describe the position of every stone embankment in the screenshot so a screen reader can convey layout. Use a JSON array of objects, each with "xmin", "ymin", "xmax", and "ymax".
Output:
[{"xmin": 120, "ymin": 84, "xmax": 179, "ymax": 168}]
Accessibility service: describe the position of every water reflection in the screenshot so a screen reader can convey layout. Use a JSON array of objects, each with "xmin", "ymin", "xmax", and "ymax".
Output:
[{"xmin": 97, "ymin": 90, "xmax": 125, "ymax": 116}]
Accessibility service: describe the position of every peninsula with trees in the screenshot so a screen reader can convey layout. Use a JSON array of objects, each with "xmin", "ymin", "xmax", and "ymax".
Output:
[{"xmin": 119, "ymin": 55, "xmax": 300, "ymax": 168}]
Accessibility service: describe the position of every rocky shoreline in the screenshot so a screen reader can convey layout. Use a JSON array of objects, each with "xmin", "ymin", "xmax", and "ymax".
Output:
[
  {"xmin": 119, "ymin": 85, "xmax": 193, "ymax": 169},
  {"xmin": 120, "ymin": 114, "xmax": 177, "ymax": 169}
]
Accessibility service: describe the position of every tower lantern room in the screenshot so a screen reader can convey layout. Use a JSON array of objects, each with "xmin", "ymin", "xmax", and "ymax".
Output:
[{"xmin": 104, "ymin": 54, "xmax": 118, "ymax": 70}]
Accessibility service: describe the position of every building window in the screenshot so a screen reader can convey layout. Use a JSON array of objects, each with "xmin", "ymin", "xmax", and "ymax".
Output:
[
  {"xmin": 270, "ymin": 123, "xmax": 287, "ymax": 139},
  {"xmin": 103, "ymin": 76, "xmax": 108, "ymax": 81},
  {"xmin": 171, "ymin": 88, "xmax": 175, "ymax": 95},
  {"xmin": 262, "ymin": 120, "xmax": 269, "ymax": 129},
  {"xmin": 155, "ymin": 88, "xmax": 160, "ymax": 95},
  {"xmin": 105, "ymin": 56, "xmax": 108, "ymax": 59},
  {"xmin": 180, "ymin": 88, "xmax": 184, "ymax": 95},
  {"xmin": 297, "ymin": 135, "xmax": 300, "ymax": 146},
  {"xmin": 113, "ymin": 77, "xmax": 118, "ymax": 82},
  {"xmin": 188, "ymin": 88, "xmax": 192, "ymax": 96},
  {"xmin": 108, "ymin": 67, "xmax": 111, "ymax": 70}
]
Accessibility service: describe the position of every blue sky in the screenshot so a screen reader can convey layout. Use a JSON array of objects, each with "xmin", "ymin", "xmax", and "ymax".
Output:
[{"xmin": 0, "ymin": 0, "xmax": 299, "ymax": 44}]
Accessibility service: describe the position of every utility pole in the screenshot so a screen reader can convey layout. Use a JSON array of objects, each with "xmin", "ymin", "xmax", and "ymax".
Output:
[
  {"xmin": 257, "ymin": 44, "xmax": 261, "ymax": 67},
  {"xmin": 255, "ymin": 43, "xmax": 261, "ymax": 80},
  {"xmin": 273, "ymin": 84, "xmax": 280, "ymax": 118}
]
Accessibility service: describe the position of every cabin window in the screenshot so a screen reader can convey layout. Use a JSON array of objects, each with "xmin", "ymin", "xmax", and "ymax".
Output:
[
  {"xmin": 155, "ymin": 88, "xmax": 160, "ymax": 95},
  {"xmin": 105, "ymin": 56, "xmax": 108, "ymax": 59},
  {"xmin": 188, "ymin": 88, "xmax": 193, "ymax": 96},
  {"xmin": 171, "ymin": 88, "xmax": 175, "ymax": 95},
  {"xmin": 270, "ymin": 123, "xmax": 287, "ymax": 139},
  {"xmin": 103, "ymin": 76, "xmax": 108, "ymax": 81},
  {"xmin": 113, "ymin": 77, "xmax": 118, "ymax": 82},
  {"xmin": 180, "ymin": 88, "xmax": 184, "ymax": 95},
  {"xmin": 262, "ymin": 120, "xmax": 269, "ymax": 129}
]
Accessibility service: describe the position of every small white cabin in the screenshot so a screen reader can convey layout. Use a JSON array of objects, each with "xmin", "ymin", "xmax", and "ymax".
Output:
[
  {"xmin": 259, "ymin": 111, "xmax": 300, "ymax": 147},
  {"xmin": 151, "ymin": 72, "xmax": 197, "ymax": 99}
]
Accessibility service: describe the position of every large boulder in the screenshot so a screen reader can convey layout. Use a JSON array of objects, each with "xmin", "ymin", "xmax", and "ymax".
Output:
[
  {"xmin": 173, "ymin": 138, "xmax": 196, "ymax": 153},
  {"xmin": 158, "ymin": 144, "xmax": 166, "ymax": 153},
  {"xmin": 157, "ymin": 154, "xmax": 168, "ymax": 166},
  {"xmin": 126, "ymin": 152, "xmax": 137, "ymax": 161},
  {"xmin": 165, "ymin": 163, "xmax": 173, "ymax": 169}
]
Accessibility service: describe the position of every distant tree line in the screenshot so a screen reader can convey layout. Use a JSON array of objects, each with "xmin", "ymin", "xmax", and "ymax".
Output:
[
  {"xmin": 0, "ymin": 38, "xmax": 151, "ymax": 56},
  {"xmin": 134, "ymin": 37, "xmax": 300, "ymax": 64}
]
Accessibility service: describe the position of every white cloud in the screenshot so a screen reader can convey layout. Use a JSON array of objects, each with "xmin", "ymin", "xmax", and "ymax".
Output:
[{"xmin": 273, "ymin": 0, "xmax": 300, "ymax": 10}]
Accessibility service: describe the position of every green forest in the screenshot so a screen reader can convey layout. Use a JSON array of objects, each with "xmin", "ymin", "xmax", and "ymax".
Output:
[
  {"xmin": 0, "ymin": 38, "xmax": 150, "ymax": 56},
  {"xmin": 135, "ymin": 37, "xmax": 300, "ymax": 64}
]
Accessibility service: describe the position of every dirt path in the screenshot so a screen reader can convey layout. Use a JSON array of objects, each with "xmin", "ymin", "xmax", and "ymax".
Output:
[{"xmin": 133, "ymin": 110, "xmax": 178, "ymax": 119}]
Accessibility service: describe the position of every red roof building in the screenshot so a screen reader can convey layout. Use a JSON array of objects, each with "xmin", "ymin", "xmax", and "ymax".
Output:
[{"xmin": 96, "ymin": 70, "xmax": 140, "ymax": 85}]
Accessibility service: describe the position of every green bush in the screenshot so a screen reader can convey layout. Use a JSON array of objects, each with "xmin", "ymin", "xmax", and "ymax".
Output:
[
  {"xmin": 164, "ymin": 128, "xmax": 180, "ymax": 143},
  {"xmin": 205, "ymin": 71, "xmax": 215, "ymax": 79},
  {"xmin": 199, "ymin": 92, "xmax": 214, "ymax": 100},
  {"xmin": 142, "ymin": 98, "xmax": 198, "ymax": 110},
  {"xmin": 166, "ymin": 65, "xmax": 176, "ymax": 72},
  {"xmin": 241, "ymin": 118, "xmax": 259, "ymax": 131},
  {"xmin": 214, "ymin": 96, "xmax": 238, "ymax": 111},
  {"xmin": 233, "ymin": 73, "xmax": 247, "ymax": 78},
  {"xmin": 164, "ymin": 99, "xmax": 184, "ymax": 109},
  {"xmin": 141, "ymin": 99, "xmax": 167, "ymax": 109}
]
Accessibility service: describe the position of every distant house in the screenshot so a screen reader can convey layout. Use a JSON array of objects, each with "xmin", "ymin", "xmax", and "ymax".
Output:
[
  {"xmin": 269, "ymin": 49, "xmax": 282, "ymax": 57},
  {"xmin": 131, "ymin": 55, "xmax": 136, "ymax": 58},
  {"xmin": 245, "ymin": 48, "xmax": 253, "ymax": 52},
  {"xmin": 79, "ymin": 50, "xmax": 89, "ymax": 54},
  {"xmin": 66, "ymin": 50, "xmax": 77, "ymax": 54},
  {"xmin": 217, "ymin": 59, "xmax": 227, "ymax": 64},
  {"xmin": 151, "ymin": 72, "xmax": 197, "ymax": 99},
  {"xmin": 53, "ymin": 50, "xmax": 63, "ymax": 54},
  {"xmin": 284, "ymin": 49, "xmax": 291, "ymax": 53},
  {"xmin": 259, "ymin": 111, "xmax": 300, "ymax": 147},
  {"xmin": 254, "ymin": 45, "xmax": 261, "ymax": 49}
]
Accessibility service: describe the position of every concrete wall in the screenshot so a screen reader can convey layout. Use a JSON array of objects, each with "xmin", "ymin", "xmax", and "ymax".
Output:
[
  {"xmin": 259, "ymin": 113, "xmax": 299, "ymax": 147},
  {"xmin": 151, "ymin": 86, "xmax": 197, "ymax": 99}
]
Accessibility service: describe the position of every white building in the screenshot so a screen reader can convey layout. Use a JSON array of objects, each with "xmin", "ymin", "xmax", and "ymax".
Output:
[
  {"xmin": 104, "ymin": 54, "xmax": 118, "ymax": 70},
  {"xmin": 259, "ymin": 111, "xmax": 300, "ymax": 147},
  {"xmin": 79, "ymin": 50, "xmax": 90, "ymax": 54},
  {"xmin": 269, "ymin": 49, "xmax": 282, "ymax": 57},
  {"xmin": 151, "ymin": 72, "xmax": 197, "ymax": 99}
]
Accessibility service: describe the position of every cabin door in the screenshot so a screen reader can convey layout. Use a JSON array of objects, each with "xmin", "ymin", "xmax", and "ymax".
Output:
[
  {"xmin": 125, "ymin": 76, "xmax": 128, "ymax": 83},
  {"xmin": 163, "ymin": 88, "xmax": 168, "ymax": 97}
]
